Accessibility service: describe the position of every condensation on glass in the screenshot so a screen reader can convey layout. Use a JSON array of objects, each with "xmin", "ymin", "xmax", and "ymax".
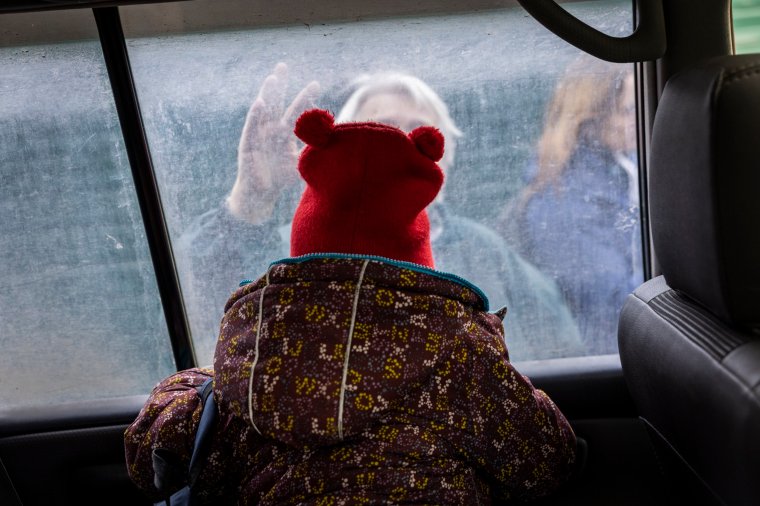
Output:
[
  {"xmin": 122, "ymin": 0, "xmax": 639, "ymax": 363},
  {"xmin": 0, "ymin": 10, "xmax": 174, "ymax": 407}
]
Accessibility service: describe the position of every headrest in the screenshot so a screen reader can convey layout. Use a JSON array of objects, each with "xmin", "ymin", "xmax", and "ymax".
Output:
[{"xmin": 650, "ymin": 54, "xmax": 760, "ymax": 328}]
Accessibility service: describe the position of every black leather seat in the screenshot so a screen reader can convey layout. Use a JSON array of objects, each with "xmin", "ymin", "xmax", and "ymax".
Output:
[{"xmin": 618, "ymin": 54, "xmax": 760, "ymax": 506}]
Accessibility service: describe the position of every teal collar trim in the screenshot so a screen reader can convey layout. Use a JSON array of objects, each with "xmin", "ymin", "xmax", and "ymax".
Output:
[{"xmin": 241, "ymin": 252, "xmax": 490, "ymax": 311}]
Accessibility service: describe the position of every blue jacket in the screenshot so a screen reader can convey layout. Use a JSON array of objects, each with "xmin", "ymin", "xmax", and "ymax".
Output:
[{"xmin": 517, "ymin": 145, "xmax": 643, "ymax": 354}]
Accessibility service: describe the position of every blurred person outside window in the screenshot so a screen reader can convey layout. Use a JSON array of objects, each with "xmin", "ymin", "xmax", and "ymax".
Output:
[
  {"xmin": 178, "ymin": 64, "xmax": 584, "ymax": 361},
  {"xmin": 499, "ymin": 56, "xmax": 642, "ymax": 354}
]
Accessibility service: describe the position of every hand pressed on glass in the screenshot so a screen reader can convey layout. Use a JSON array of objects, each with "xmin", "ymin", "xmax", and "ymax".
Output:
[{"xmin": 227, "ymin": 62, "xmax": 320, "ymax": 225}]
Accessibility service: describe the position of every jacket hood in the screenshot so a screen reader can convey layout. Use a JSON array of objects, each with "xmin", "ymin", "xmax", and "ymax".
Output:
[{"xmin": 213, "ymin": 255, "xmax": 499, "ymax": 448}]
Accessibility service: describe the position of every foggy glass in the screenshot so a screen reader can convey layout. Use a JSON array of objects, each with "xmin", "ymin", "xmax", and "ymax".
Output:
[
  {"xmin": 124, "ymin": 0, "xmax": 637, "ymax": 363},
  {"xmin": 0, "ymin": 37, "xmax": 175, "ymax": 407}
]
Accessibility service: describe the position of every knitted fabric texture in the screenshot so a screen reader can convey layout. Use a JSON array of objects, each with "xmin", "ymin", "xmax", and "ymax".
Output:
[
  {"xmin": 125, "ymin": 258, "xmax": 577, "ymax": 504},
  {"xmin": 290, "ymin": 109, "xmax": 445, "ymax": 268}
]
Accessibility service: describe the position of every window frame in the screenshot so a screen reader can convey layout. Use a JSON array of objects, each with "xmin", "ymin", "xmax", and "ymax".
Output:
[
  {"xmin": 0, "ymin": 0, "xmax": 685, "ymax": 394},
  {"xmin": 93, "ymin": 6, "xmax": 196, "ymax": 370}
]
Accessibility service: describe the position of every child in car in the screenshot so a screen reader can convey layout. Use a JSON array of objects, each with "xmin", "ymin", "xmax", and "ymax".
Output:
[{"xmin": 125, "ymin": 109, "xmax": 576, "ymax": 504}]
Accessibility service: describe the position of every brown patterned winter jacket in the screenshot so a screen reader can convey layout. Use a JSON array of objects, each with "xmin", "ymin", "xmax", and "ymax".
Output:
[{"xmin": 125, "ymin": 256, "xmax": 576, "ymax": 504}]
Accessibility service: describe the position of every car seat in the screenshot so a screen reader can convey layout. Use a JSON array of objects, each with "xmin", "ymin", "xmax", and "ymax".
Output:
[{"xmin": 618, "ymin": 54, "xmax": 760, "ymax": 506}]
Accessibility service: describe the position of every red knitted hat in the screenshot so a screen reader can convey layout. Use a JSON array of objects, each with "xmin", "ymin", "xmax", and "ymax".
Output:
[{"xmin": 290, "ymin": 109, "xmax": 445, "ymax": 268}]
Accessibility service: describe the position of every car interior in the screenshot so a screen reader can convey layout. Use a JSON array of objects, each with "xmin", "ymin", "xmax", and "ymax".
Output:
[
  {"xmin": 619, "ymin": 52, "xmax": 760, "ymax": 506},
  {"xmin": 0, "ymin": 0, "xmax": 757, "ymax": 505}
]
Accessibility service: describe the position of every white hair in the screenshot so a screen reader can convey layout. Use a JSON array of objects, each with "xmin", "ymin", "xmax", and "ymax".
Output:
[{"xmin": 336, "ymin": 73, "xmax": 462, "ymax": 169}]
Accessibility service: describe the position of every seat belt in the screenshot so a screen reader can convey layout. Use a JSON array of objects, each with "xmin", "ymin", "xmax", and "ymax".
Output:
[{"xmin": 153, "ymin": 378, "xmax": 217, "ymax": 506}]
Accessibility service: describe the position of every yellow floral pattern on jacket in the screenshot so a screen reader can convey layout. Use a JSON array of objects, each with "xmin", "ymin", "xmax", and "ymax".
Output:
[{"xmin": 125, "ymin": 258, "xmax": 575, "ymax": 505}]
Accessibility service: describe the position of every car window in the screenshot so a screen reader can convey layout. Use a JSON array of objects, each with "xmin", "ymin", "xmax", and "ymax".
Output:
[
  {"xmin": 734, "ymin": 0, "xmax": 760, "ymax": 53},
  {"xmin": 121, "ymin": 0, "xmax": 637, "ymax": 363},
  {"xmin": 0, "ymin": 9, "xmax": 175, "ymax": 408}
]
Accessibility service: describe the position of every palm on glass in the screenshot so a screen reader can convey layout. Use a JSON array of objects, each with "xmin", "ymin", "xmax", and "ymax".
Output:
[{"xmin": 227, "ymin": 63, "xmax": 320, "ymax": 224}]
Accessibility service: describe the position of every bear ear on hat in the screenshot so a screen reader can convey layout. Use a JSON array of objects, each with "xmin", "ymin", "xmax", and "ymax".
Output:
[
  {"xmin": 409, "ymin": 126, "xmax": 444, "ymax": 162},
  {"xmin": 294, "ymin": 109, "xmax": 335, "ymax": 147}
]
